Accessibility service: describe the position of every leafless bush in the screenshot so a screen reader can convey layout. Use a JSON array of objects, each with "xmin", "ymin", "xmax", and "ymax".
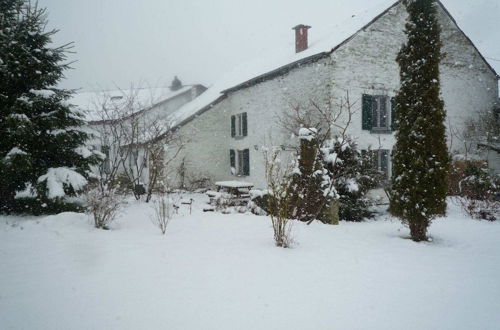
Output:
[
  {"xmin": 90, "ymin": 84, "xmax": 187, "ymax": 201},
  {"xmin": 150, "ymin": 191, "xmax": 176, "ymax": 234},
  {"xmin": 455, "ymin": 197, "xmax": 499, "ymax": 221},
  {"xmin": 263, "ymin": 146, "xmax": 294, "ymax": 248},
  {"xmin": 84, "ymin": 184, "xmax": 124, "ymax": 229},
  {"xmin": 452, "ymin": 161, "xmax": 500, "ymax": 221}
]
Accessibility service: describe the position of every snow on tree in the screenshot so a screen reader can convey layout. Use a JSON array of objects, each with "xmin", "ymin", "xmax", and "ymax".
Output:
[
  {"xmin": 0, "ymin": 0, "xmax": 99, "ymax": 214},
  {"xmin": 288, "ymin": 128, "xmax": 336, "ymax": 223},
  {"xmin": 389, "ymin": 0, "xmax": 450, "ymax": 241},
  {"xmin": 321, "ymin": 137, "xmax": 380, "ymax": 222}
]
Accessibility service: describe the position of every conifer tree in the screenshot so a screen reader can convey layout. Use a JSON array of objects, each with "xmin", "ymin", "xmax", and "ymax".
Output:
[
  {"xmin": 390, "ymin": 0, "xmax": 450, "ymax": 241},
  {"xmin": 0, "ymin": 0, "xmax": 99, "ymax": 214}
]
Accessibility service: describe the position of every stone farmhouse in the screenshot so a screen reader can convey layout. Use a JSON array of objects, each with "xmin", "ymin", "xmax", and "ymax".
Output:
[{"xmin": 162, "ymin": 0, "xmax": 499, "ymax": 189}]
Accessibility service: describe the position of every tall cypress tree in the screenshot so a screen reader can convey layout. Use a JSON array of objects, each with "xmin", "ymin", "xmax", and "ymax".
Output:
[
  {"xmin": 0, "ymin": 0, "xmax": 99, "ymax": 214},
  {"xmin": 390, "ymin": 0, "xmax": 450, "ymax": 241}
]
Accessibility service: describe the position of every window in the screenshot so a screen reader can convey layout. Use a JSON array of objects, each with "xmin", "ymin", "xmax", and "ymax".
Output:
[
  {"xmin": 129, "ymin": 149, "xmax": 139, "ymax": 169},
  {"xmin": 230, "ymin": 148, "xmax": 250, "ymax": 176},
  {"xmin": 101, "ymin": 145, "xmax": 111, "ymax": 173},
  {"xmin": 231, "ymin": 112, "xmax": 247, "ymax": 138},
  {"xmin": 362, "ymin": 149, "xmax": 390, "ymax": 181},
  {"xmin": 362, "ymin": 94, "xmax": 396, "ymax": 131}
]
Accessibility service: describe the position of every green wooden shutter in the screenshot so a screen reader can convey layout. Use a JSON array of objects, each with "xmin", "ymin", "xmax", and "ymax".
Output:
[
  {"xmin": 230, "ymin": 149, "xmax": 235, "ymax": 169},
  {"xmin": 391, "ymin": 97, "xmax": 397, "ymax": 131},
  {"xmin": 362, "ymin": 94, "xmax": 373, "ymax": 130},
  {"xmin": 243, "ymin": 149, "xmax": 250, "ymax": 176},
  {"xmin": 231, "ymin": 115, "xmax": 236, "ymax": 137},
  {"xmin": 242, "ymin": 112, "xmax": 248, "ymax": 136}
]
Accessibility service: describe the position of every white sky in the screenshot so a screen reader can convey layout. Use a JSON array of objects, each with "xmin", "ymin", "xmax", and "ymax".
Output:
[{"xmin": 38, "ymin": 0, "xmax": 500, "ymax": 92}]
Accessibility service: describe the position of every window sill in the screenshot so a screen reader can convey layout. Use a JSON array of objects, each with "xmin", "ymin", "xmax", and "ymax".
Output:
[
  {"xmin": 370, "ymin": 129, "xmax": 393, "ymax": 134},
  {"xmin": 233, "ymin": 135, "xmax": 247, "ymax": 140}
]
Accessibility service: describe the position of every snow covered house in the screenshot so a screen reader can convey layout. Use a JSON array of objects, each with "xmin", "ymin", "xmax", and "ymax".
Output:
[
  {"xmin": 72, "ymin": 79, "xmax": 206, "ymax": 187},
  {"xmin": 161, "ymin": 0, "xmax": 498, "ymax": 190}
]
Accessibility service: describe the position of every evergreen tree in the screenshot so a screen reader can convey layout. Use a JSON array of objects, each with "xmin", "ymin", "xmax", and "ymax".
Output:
[
  {"xmin": 390, "ymin": 0, "xmax": 450, "ymax": 241},
  {"xmin": 288, "ymin": 128, "xmax": 334, "ymax": 222},
  {"xmin": 0, "ymin": 0, "xmax": 99, "ymax": 214},
  {"xmin": 323, "ymin": 138, "xmax": 380, "ymax": 221}
]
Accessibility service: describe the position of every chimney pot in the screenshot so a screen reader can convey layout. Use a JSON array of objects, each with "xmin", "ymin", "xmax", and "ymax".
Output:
[{"xmin": 292, "ymin": 24, "xmax": 311, "ymax": 53}]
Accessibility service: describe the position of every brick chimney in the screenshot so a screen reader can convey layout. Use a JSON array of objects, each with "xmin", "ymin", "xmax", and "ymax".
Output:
[{"xmin": 292, "ymin": 24, "xmax": 311, "ymax": 53}]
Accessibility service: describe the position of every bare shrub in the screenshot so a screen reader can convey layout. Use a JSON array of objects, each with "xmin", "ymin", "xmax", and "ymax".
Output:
[
  {"xmin": 453, "ymin": 161, "xmax": 500, "ymax": 221},
  {"xmin": 85, "ymin": 184, "xmax": 123, "ymax": 229},
  {"xmin": 150, "ymin": 191, "xmax": 176, "ymax": 234},
  {"xmin": 456, "ymin": 198, "xmax": 499, "ymax": 221},
  {"xmin": 263, "ymin": 147, "xmax": 294, "ymax": 248}
]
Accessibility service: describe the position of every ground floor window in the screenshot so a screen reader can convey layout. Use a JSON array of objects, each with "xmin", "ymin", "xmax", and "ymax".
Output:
[
  {"xmin": 230, "ymin": 148, "xmax": 250, "ymax": 176},
  {"xmin": 101, "ymin": 145, "xmax": 111, "ymax": 173},
  {"xmin": 362, "ymin": 149, "xmax": 390, "ymax": 181}
]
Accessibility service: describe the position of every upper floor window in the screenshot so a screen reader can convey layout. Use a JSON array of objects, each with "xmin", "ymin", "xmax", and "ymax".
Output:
[
  {"xmin": 231, "ymin": 112, "xmax": 247, "ymax": 138},
  {"xmin": 362, "ymin": 94, "xmax": 396, "ymax": 132}
]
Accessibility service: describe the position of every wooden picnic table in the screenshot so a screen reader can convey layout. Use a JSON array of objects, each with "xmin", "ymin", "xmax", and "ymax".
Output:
[{"xmin": 214, "ymin": 181, "xmax": 254, "ymax": 197}]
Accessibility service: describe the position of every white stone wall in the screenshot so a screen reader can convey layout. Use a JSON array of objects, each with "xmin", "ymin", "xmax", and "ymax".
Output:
[
  {"xmin": 328, "ymin": 1, "xmax": 498, "ymax": 174},
  {"xmin": 172, "ymin": 58, "xmax": 332, "ymax": 189},
  {"xmin": 173, "ymin": 1, "xmax": 499, "ymax": 188}
]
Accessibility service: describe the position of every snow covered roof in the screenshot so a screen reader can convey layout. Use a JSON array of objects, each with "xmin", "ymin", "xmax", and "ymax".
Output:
[
  {"xmin": 71, "ymin": 85, "xmax": 196, "ymax": 122},
  {"xmin": 168, "ymin": 0, "xmax": 498, "ymax": 130}
]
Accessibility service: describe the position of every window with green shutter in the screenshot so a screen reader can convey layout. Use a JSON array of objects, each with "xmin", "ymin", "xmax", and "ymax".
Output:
[
  {"xmin": 363, "ymin": 94, "xmax": 392, "ymax": 131},
  {"xmin": 232, "ymin": 112, "xmax": 248, "ymax": 138},
  {"xmin": 231, "ymin": 149, "xmax": 250, "ymax": 176}
]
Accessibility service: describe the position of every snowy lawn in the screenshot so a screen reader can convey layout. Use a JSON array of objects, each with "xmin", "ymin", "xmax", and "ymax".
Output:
[{"xmin": 1, "ymin": 194, "xmax": 499, "ymax": 330}]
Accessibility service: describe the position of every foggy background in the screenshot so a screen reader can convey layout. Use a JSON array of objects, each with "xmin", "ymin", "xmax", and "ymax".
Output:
[{"xmin": 38, "ymin": 0, "xmax": 500, "ymax": 92}]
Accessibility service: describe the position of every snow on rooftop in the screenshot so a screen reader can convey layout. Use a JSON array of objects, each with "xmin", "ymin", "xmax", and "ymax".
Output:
[
  {"xmin": 168, "ymin": 0, "xmax": 399, "ymax": 127},
  {"xmin": 71, "ymin": 85, "xmax": 193, "ymax": 122}
]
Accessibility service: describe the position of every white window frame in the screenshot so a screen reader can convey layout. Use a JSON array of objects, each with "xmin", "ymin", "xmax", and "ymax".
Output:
[
  {"xmin": 235, "ymin": 113, "xmax": 245, "ymax": 137},
  {"xmin": 372, "ymin": 95, "xmax": 390, "ymax": 130},
  {"xmin": 236, "ymin": 150, "xmax": 245, "ymax": 175}
]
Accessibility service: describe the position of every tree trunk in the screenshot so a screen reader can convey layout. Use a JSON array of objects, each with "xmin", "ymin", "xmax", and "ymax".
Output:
[{"xmin": 409, "ymin": 218, "xmax": 429, "ymax": 242}]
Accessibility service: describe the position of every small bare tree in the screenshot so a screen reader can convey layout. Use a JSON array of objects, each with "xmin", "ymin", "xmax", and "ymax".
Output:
[
  {"xmin": 88, "ymin": 84, "xmax": 186, "ymax": 201},
  {"xmin": 150, "ymin": 186, "xmax": 176, "ymax": 234},
  {"xmin": 262, "ymin": 146, "xmax": 295, "ymax": 248}
]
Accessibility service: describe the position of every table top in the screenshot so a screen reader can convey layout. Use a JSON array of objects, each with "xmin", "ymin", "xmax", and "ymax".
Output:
[{"xmin": 214, "ymin": 181, "xmax": 254, "ymax": 188}]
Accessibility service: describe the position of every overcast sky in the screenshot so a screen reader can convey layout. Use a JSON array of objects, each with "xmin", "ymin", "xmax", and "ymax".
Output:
[{"xmin": 38, "ymin": 0, "xmax": 500, "ymax": 92}]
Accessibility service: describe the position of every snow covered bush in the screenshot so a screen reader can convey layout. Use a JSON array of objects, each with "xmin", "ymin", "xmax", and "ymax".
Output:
[
  {"xmin": 288, "ymin": 128, "xmax": 337, "ymax": 223},
  {"xmin": 84, "ymin": 184, "xmax": 124, "ymax": 230},
  {"xmin": 279, "ymin": 94, "xmax": 379, "ymax": 223},
  {"xmin": 286, "ymin": 130, "xmax": 380, "ymax": 223},
  {"xmin": 322, "ymin": 138, "xmax": 381, "ymax": 222},
  {"xmin": 455, "ymin": 162, "xmax": 500, "ymax": 221}
]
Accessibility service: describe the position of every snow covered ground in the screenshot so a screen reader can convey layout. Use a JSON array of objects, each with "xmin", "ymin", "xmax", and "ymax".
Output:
[{"xmin": 1, "ymin": 194, "xmax": 499, "ymax": 330}]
